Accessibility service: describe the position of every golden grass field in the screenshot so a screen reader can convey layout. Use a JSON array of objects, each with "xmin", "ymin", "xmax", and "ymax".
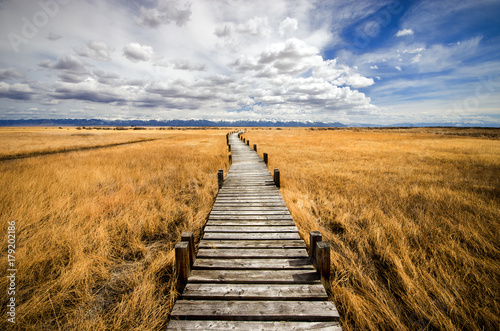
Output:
[
  {"xmin": 242, "ymin": 127, "xmax": 500, "ymax": 331},
  {"xmin": 0, "ymin": 127, "xmax": 229, "ymax": 330},
  {"xmin": 1, "ymin": 126, "xmax": 499, "ymax": 330},
  {"xmin": 0, "ymin": 127, "xmax": 169, "ymax": 160}
]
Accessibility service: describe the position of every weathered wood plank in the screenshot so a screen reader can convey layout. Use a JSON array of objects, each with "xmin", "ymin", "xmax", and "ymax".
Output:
[
  {"xmin": 219, "ymin": 186, "xmax": 279, "ymax": 190},
  {"xmin": 204, "ymin": 226, "xmax": 298, "ymax": 233},
  {"xmin": 206, "ymin": 220, "xmax": 295, "ymax": 226},
  {"xmin": 212, "ymin": 203, "xmax": 287, "ymax": 207},
  {"xmin": 197, "ymin": 248, "xmax": 309, "ymax": 259},
  {"xmin": 188, "ymin": 269, "xmax": 320, "ymax": 284},
  {"xmin": 216, "ymin": 194, "xmax": 283, "ymax": 198},
  {"xmin": 209, "ymin": 210, "xmax": 291, "ymax": 215},
  {"xmin": 222, "ymin": 185, "xmax": 276, "ymax": 188},
  {"xmin": 211, "ymin": 206, "xmax": 289, "ymax": 211},
  {"xmin": 220, "ymin": 187, "xmax": 276, "ymax": 189},
  {"xmin": 198, "ymin": 240, "xmax": 306, "ymax": 249},
  {"xmin": 167, "ymin": 320, "xmax": 342, "ymax": 330},
  {"xmin": 208, "ymin": 215, "xmax": 293, "ymax": 220},
  {"xmin": 214, "ymin": 199, "xmax": 285, "ymax": 203},
  {"xmin": 218, "ymin": 189, "xmax": 280, "ymax": 192},
  {"xmin": 215, "ymin": 197, "xmax": 284, "ymax": 200},
  {"xmin": 170, "ymin": 300, "xmax": 340, "ymax": 321},
  {"xmin": 203, "ymin": 232, "xmax": 301, "ymax": 240},
  {"xmin": 181, "ymin": 284, "xmax": 328, "ymax": 301},
  {"xmin": 193, "ymin": 258, "xmax": 313, "ymax": 270}
]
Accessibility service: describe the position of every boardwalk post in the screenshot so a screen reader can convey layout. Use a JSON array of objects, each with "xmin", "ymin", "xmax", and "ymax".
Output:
[
  {"xmin": 263, "ymin": 153, "xmax": 268, "ymax": 165},
  {"xmin": 316, "ymin": 241, "xmax": 331, "ymax": 291},
  {"xmin": 247, "ymin": 140, "xmax": 250, "ymax": 146},
  {"xmin": 218, "ymin": 169, "xmax": 223, "ymax": 189},
  {"xmin": 253, "ymin": 144, "xmax": 257, "ymax": 152},
  {"xmin": 175, "ymin": 241, "xmax": 190, "ymax": 293},
  {"xmin": 229, "ymin": 154, "xmax": 232, "ymax": 164},
  {"xmin": 228, "ymin": 144, "xmax": 231, "ymax": 152},
  {"xmin": 309, "ymin": 231, "xmax": 322, "ymax": 267},
  {"xmin": 181, "ymin": 232, "xmax": 195, "ymax": 266},
  {"xmin": 274, "ymin": 169, "xmax": 280, "ymax": 188}
]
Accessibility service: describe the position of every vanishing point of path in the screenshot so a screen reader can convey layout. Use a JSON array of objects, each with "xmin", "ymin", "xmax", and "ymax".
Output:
[{"xmin": 167, "ymin": 132, "xmax": 341, "ymax": 330}]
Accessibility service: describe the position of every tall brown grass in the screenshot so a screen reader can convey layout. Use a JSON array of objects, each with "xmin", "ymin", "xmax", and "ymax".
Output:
[
  {"xmin": 0, "ymin": 128, "xmax": 229, "ymax": 330},
  {"xmin": 243, "ymin": 128, "xmax": 500, "ymax": 331},
  {"xmin": 0, "ymin": 127, "xmax": 166, "ymax": 159}
]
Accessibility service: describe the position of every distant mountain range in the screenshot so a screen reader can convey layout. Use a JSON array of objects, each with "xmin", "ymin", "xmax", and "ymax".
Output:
[{"xmin": 0, "ymin": 118, "xmax": 498, "ymax": 128}]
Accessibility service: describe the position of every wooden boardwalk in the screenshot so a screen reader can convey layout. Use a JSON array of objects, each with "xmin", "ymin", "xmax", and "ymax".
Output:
[{"xmin": 167, "ymin": 133, "xmax": 341, "ymax": 330}]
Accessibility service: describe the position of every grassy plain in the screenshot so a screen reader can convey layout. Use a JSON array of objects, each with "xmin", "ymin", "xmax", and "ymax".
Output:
[
  {"xmin": 0, "ymin": 127, "xmax": 158, "ymax": 159},
  {"xmin": 0, "ymin": 127, "xmax": 229, "ymax": 330},
  {"xmin": 243, "ymin": 127, "xmax": 500, "ymax": 331}
]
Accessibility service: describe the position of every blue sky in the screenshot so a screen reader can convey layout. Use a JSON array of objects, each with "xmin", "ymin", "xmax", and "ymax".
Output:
[{"xmin": 0, "ymin": 0, "xmax": 499, "ymax": 125}]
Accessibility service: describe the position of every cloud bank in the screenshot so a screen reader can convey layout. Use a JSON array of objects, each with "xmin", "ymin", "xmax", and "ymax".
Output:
[{"xmin": 0, "ymin": 0, "xmax": 498, "ymax": 125}]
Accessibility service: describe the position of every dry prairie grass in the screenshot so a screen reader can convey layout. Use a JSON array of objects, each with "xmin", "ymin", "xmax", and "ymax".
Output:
[
  {"xmin": 0, "ymin": 127, "xmax": 168, "ymax": 160},
  {"xmin": 0, "ymin": 128, "xmax": 229, "ymax": 330},
  {"xmin": 243, "ymin": 128, "xmax": 500, "ymax": 331}
]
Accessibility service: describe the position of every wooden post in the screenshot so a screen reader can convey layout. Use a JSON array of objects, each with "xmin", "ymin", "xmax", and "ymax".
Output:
[
  {"xmin": 316, "ymin": 241, "xmax": 331, "ymax": 291},
  {"xmin": 229, "ymin": 154, "xmax": 232, "ymax": 164},
  {"xmin": 274, "ymin": 169, "xmax": 280, "ymax": 188},
  {"xmin": 218, "ymin": 169, "xmax": 223, "ymax": 189},
  {"xmin": 181, "ymin": 232, "xmax": 195, "ymax": 266},
  {"xmin": 246, "ymin": 140, "xmax": 249, "ymax": 146},
  {"xmin": 263, "ymin": 153, "xmax": 268, "ymax": 165},
  {"xmin": 253, "ymin": 144, "xmax": 257, "ymax": 152},
  {"xmin": 309, "ymin": 231, "xmax": 322, "ymax": 267},
  {"xmin": 228, "ymin": 144, "xmax": 231, "ymax": 152},
  {"xmin": 175, "ymin": 241, "xmax": 190, "ymax": 293}
]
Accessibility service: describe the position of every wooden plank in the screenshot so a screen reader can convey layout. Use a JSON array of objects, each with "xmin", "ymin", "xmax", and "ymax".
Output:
[
  {"xmin": 215, "ymin": 195, "xmax": 283, "ymax": 198},
  {"xmin": 216, "ymin": 195, "xmax": 282, "ymax": 198},
  {"xmin": 217, "ymin": 188, "xmax": 279, "ymax": 191},
  {"xmin": 212, "ymin": 203, "xmax": 287, "ymax": 207},
  {"xmin": 206, "ymin": 220, "xmax": 295, "ymax": 226},
  {"xmin": 197, "ymin": 248, "xmax": 309, "ymax": 259},
  {"xmin": 209, "ymin": 210, "xmax": 290, "ymax": 215},
  {"xmin": 218, "ymin": 187, "xmax": 278, "ymax": 190},
  {"xmin": 214, "ymin": 199, "xmax": 285, "ymax": 204},
  {"xmin": 181, "ymin": 284, "xmax": 328, "ymax": 301},
  {"xmin": 198, "ymin": 240, "xmax": 306, "ymax": 249},
  {"xmin": 215, "ymin": 197, "xmax": 284, "ymax": 201},
  {"xmin": 221, "ymin": 187, "xmax": 276, "ymax": 190},
  {"xmin": 167, "ymin": 320, "xmax": 342, "ymax": 330},
  {"xmin": 220, "ymin": 183, "xmax": 274, "ymax": 185},
  {"xmin": 193, "ymin": 258, "xmax": 313, "ymax": 270},
  {"xmin": 169, "ymin": 300, "xmax": 340, "ymax": 321},
  {"xmin": 188, "ymin": 269, "xmax": 320, "ymax": 284},
  {"xmin": 208, "ymin": 215, "xmax": 293, "ymax": 220},
  {"xmin": 211, "ymin": 206, "xmax": 289, "ymax": 211},
  {"xmin": 220, "ymin": 188, "xmax": 277, "ymax": 191},
  {"xmin": 204, "ymin": 226, "xmax": 298, "ymax": 233},
  {"xmin": 203, "ymin": 232, "xmax": 301, "ymax": 240}
]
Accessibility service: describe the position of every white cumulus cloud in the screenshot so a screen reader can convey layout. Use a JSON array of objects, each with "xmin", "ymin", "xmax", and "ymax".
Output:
[
  {"xmin": 123, "ymin": 43, "xmax": 154, "ymax": 62},
  {"xmin": 76, "ymin": 41, "xmax": 112, "ymax": 61},
  {"xmin": 279, "ymin": 17, "xmax": 298, "ymax": 37},
  {"xmin": 135, "ymin": 0, "xmax": 192, "ymax": 28}
]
